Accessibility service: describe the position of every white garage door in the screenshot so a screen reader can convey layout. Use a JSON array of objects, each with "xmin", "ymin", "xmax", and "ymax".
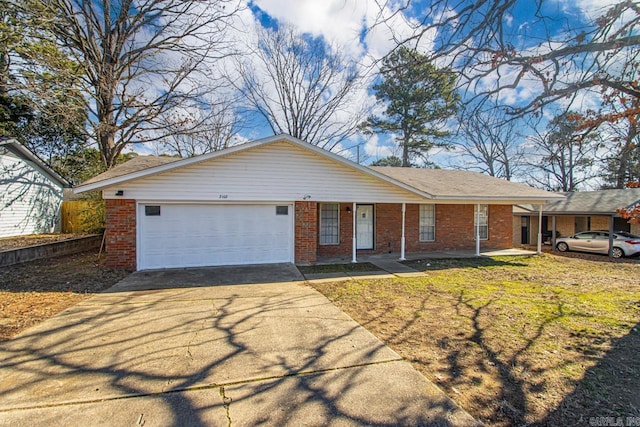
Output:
[{"xmin": 138, "ymin": 204, "xmax": 294, "ymax": 270}]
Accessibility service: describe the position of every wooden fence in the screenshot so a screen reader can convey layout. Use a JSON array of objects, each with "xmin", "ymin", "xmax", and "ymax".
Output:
[{"xmin": 61, "ymin": 200, "xmax": 104, "ymax": 233}]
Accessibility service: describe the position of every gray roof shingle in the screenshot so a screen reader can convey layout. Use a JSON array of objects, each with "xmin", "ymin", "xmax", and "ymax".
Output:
[
  {"xmin": 81, "ymin": 155, "xmax": 179, "ymax": 186},
  {"xmin": 519, "ymin": 188, "xmax": 640, "ymax": 214},
  {"xmin": 370, "ymin": 167, "xmax": 557, "ymax": 200}
]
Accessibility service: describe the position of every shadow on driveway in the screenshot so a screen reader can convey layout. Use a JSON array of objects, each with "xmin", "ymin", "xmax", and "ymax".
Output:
[{"xmin": 0, "ymin": 264, "xmax": 480, "ymax": 426}]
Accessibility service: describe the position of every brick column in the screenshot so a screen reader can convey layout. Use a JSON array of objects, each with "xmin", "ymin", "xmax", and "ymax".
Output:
[
  {"xmin": 105, "ymin": 199, "xmax": 137, "ymax": 270},
  {"xmin": 295, "ymin": 201, "xmax": 317, "ymax": 264}
]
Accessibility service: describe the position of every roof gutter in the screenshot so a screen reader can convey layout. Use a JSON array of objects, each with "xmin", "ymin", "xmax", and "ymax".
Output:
[
  {"xmin": 514, "ymin": 210, "xmax": 623, "ymax": 216},
  {"xmin": 430, "ymin": 195, "xmax": 565, "ymax": 203}
]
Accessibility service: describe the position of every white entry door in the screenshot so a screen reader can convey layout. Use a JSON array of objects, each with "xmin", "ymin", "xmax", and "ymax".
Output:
[{"xmin": 356, "ymin": 205, "xmax": 374, "ymax": 250}]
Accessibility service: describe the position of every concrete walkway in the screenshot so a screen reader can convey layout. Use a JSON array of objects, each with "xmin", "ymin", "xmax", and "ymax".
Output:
[
  {"xmin": 317, "ymin": 248, "xmax": 538, "ymax": 265},
  {"xmin": 0, "ymin": 264, "xmax": 479, "ymax": 426},
  {"xmin": 306, "ymin": 248, "xmax": 538, "ymax": 282}
]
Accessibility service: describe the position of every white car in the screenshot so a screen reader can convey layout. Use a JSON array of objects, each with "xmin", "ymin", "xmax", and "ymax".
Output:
[{"xmin": 556, "ymin": 231, "xmax": 640, "ymax": 258}]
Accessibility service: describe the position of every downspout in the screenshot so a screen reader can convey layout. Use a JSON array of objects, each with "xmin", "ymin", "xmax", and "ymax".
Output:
[
  {"xmin": 400, "ymin": 203, "xmax": 406, "ymax": 261},
  {"xmin": 352, "ymin": 202, "xmax": 357, "ymax": 263}
]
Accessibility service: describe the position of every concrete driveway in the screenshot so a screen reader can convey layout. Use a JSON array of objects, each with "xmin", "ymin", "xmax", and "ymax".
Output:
[{"xmin": 0, "ymin": 264, "xmax": 478, "ymax": 426}]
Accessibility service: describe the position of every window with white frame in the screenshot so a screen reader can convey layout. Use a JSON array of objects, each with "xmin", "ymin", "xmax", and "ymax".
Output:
[
  {"xmin": 319, "ymin": 203, "xmax": 339, "ymax": 245},
  {"xmin": 474, "ymin": 205, "xmax": 489, "ymax": 240},
  {"xmin": 419, "ymin": 204, "xmax": 435, "ymax": 241}
]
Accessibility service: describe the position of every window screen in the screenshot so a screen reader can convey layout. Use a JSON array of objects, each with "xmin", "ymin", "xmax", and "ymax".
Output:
[
  {"xmin": 419, "ymin": 205, "xmax": 435, "ymax": 241},
  {"xmin": 319, "ymin": 203, "xmax": 339, "ymax": 245},
  {"xmin": 474, "ymin": 205, "xmax": 488, "ymax": 240}
]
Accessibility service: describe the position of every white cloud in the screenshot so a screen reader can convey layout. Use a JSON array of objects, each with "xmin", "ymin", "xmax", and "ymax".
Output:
[
  {"xmin": 250, "ymin": 0, "xmax": 436, "ymax": 65},
  {"xmin": 504, "ymin": 13, "xmax": 514, "ymax": 27},
  {"xmin": 252, "ymin": 0, "xmax": 369, "ymax": 58},
  {"xmin": 363, "ymin": 133, "xmax": 394, "ymax": 158}
]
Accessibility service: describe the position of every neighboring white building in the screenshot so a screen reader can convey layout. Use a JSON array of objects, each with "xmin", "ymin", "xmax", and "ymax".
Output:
[{"xmin": 0, "ymin": 138, "xmax": 69, "ymax": 238}]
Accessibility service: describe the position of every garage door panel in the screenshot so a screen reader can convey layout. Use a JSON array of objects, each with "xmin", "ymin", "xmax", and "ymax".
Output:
[{"xmin": 138, "ymin": 204, "xmax": 293, "ymax": 270}]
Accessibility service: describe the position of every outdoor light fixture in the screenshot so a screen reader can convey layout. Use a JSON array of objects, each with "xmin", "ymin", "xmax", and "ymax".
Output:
[
  {"xmin": 346, "ymin": 206, "xmax": 351, "ymax": 212},
  {"xmin": 115, "ymin": 190, "xmax": 124, "ymax": 196},
  {"xmin": 303, "ymin": 194, "xmax": 311, "ymax": 200}
]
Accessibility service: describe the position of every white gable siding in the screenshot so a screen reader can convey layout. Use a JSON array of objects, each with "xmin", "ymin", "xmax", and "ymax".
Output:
[
  {"xmin": 103, "ymin": 141, "xmax": 426, "ymax": 203},
  {"xmin": 0, "ymin": 151, "xmax": 63, "ymax": 237}
]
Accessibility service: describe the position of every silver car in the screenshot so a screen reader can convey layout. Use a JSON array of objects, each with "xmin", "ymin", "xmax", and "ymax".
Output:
[{"xmin": 556, "ymin": 231, "xmax": 640, "ymax": 258}]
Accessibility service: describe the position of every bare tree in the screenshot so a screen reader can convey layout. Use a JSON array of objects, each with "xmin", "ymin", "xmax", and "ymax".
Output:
[
  {"xmin": 455, "ymin": 108, "xmax": 523, "ymax": 180},
  {"xmin": 155, "ymin": 102, "xmax": 243, "ymax": 158},
  {"xmin": 230, "ymin": 24, "xmax": 365, "ymax": 151},
  {"xmin": 41, "ymin": 0, "xmax": 241, "ymax": 168},
  {"xmin": 372, "ymin": 0, "xmax": 640, "ymax": 122},
  {"xmin": 524, "ymin": 112, "xmax": 602, "ymax": 191},
  {"xmin": 600, "ymin": 119, "xmax": 640, "ymax": 189}
]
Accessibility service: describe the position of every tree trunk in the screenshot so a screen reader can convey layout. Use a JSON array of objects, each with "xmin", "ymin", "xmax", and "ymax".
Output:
[
  {"xmin": 98, "ymin": 127, "xmax": 118, "ymax": 169},
  {"xmin": 401, "ymin": 121, "xmax": 410, "ymax": 167}
]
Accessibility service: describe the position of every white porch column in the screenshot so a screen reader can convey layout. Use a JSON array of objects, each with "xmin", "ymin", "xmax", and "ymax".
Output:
[
  {"xmin": 400, "ymin": 203, "xmax": 406, "ymax": 261},
  {"xmin": 475, "ymin": 204, "xmax": 480, "ymax": 257},
  {"xmin": 608, "ymin": 215, "xmax": 615, "ymax": 260},
  {"xmin": 537, "ymin": 204, "xmax": 543, "ymax": 254},
  {"xmin": 352, "ymin": 202, "xmax": 357, "ymax": 263}
]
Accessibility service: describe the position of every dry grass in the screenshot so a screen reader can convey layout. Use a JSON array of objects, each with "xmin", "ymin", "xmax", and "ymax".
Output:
[
  {"xmin": 311, "ymin": 254, "xmax": 640, "ymax": 426},
  {"xmin": 0, "ymin": 250, "xmax": 129, "ymax": 341}
]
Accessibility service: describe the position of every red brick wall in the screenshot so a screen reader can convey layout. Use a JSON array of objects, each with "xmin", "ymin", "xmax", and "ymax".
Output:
[
  {"xmin": 310, "ymin": 203, "xmax": 514, "ymax": 260},
  {"xmin": 317, "ymin": 203, "xmax": 404, "ymax": 257},
  {"xmin": 374, "ymin": 203, "xmax": 403, "ymax": 254},
  {"xmin": 317, "ymin": 203, "xmax": 354, "ymax": 258},
  {"xmin": 105, "ymin": 199, "xmax": 136, "ymax": 270},
  {"xmin": 406, "ymin": 204, "xmax": 513, "ymax": 252},
  {"xmin": 295, "ymin": 201, "xmax": 318, "ymax": 264},
  {"xmin": 488, "ymin": 205, "xmax": 514, "ymax": 248}
]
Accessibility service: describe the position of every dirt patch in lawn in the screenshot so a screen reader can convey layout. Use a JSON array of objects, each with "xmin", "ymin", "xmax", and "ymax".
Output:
[
  {"xmin": 311, "ymin": 254, "xmax": 640, "ymax": 426},
  {"xmin": 297, "ymin": 262, "xmax": 379, "ymax": 275},
  {"xmin": 0, "ymin": 234, "xmax": 91, "ymax": 252},
  {"xmin": 0, "ymin": 250, "xmax": 129, "ymax": 341}
]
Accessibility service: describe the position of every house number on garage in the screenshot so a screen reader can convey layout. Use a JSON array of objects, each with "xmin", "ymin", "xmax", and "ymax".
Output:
[{"xmin": 219, "ymin": 194, "xmax": 229, "ymax": 199}]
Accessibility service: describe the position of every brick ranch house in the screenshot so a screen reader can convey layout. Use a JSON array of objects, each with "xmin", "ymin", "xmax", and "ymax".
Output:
[{"xmin": 75, "ymin": 135, "xmax": 562, "ymax": 270}]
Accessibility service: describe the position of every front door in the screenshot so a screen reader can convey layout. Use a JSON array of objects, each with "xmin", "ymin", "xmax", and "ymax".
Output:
[
  {"xmin": 356, "ymin": 205, "xmax": 374, "ymax": 250},
  {"xmin": 521, "ymin": 216, "xmax": 530, "ymax": 244}
]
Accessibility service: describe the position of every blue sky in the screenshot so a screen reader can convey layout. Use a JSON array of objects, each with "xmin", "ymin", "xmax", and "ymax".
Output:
[{"xmin": 139, "ymin": 0, "xmax": 619, "ymax": 180}]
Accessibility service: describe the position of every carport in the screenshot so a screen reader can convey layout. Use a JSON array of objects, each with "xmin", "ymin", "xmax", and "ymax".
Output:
[{"xmin": 514, "ymin": 188, "xmax": 640, "ymax": 259}]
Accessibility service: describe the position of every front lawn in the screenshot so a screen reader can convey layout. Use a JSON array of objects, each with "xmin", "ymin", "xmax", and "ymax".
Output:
[
  {"xmin": 310, "ymin": 254, "xmax": 640, "ymax": 426},
  {"xmin": 0, "ymin": 250, "xmax": 129, "ymax": 341}
]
